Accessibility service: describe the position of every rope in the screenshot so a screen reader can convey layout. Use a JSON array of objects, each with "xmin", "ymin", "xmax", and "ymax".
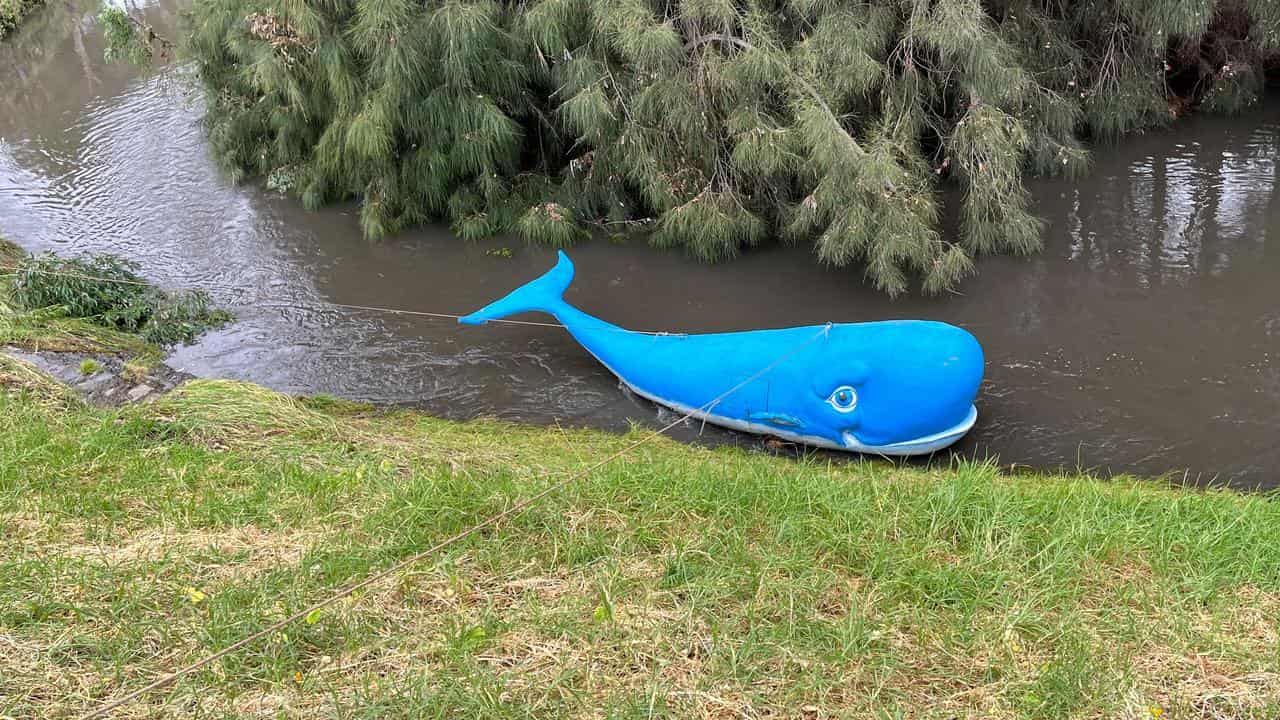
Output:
[
  {"xmin": 324, "ymin": 302, "xmax": 566, "ymax": 328},
  {"xmin": 76, "ymin": 325, "xmax": 828, "ymax": 720},
  {"xmin": 0, "ymin": 264, "xmax": 684, "ymax": 335}
]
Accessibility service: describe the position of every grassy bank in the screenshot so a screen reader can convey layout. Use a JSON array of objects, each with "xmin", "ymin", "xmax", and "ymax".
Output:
[{"xmin": 3, "ymin": 371, "xmax": 1280, "ymax": 719}]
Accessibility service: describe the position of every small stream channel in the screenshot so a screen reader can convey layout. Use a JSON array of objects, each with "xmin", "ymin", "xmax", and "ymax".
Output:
[{"xmin": 1, "ymin": 1, "xmax": 1278, "ymax": 488}]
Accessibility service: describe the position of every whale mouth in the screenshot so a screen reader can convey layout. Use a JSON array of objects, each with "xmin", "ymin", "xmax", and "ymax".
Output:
[{"xmin": 842, "ymin": 405, "xmax": 978, "ymax": 456}]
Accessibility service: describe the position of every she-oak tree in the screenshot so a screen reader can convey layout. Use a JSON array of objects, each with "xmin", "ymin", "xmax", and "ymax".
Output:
[{"xmin": 133, "ymin": 0, "xmax": 1280, "ymax": 293}]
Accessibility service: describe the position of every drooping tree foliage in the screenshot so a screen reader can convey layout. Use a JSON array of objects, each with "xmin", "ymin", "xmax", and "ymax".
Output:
[{"xmin": 174, "ymin": 0, "xmax": 1279, "ymax": 294}]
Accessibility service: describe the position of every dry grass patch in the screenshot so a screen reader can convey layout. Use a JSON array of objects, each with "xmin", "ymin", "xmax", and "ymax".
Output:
[
  {"xmin": 56, "ymin": 524, "xmax": 321, "ymax": 582},
  {"xmin": 0, "ymin": 353, "xmax": 78, "ymax": 407}
]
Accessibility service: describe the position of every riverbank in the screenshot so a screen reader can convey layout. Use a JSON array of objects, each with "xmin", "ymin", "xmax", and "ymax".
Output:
[
  {"xmin": 0, "ymin": 237, "xmax": 219, "ymax": 405},
  {"xmin": 5, "ymin": 9, "xmax": 1279, "ymax": 485},
  {"xmin": 3, "ymin": 315, "xmax": 1280, "ymax": 717}
]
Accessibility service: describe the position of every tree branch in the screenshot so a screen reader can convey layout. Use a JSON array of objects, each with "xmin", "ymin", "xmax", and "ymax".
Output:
[{"xmin": 682, "ymin": 32, "xmax": 862, "ymax": 157}]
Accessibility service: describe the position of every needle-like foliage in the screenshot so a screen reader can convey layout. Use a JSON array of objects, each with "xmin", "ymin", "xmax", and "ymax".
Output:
[{"xmin": 178, "ymin": 0, "xmax": 1280, "ymax": 294}]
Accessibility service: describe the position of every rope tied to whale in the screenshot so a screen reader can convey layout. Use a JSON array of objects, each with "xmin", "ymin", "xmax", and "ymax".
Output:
[{"xmin": 0, "ymin": 263, "xmax": 689, "ymax": 336}]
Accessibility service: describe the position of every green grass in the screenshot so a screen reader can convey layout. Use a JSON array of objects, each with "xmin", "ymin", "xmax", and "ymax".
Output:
[
  {"xmin": 78, "ymin": 358, "xmax": 101, "ymax": 376},
  {"xmin": 0, "ymin": 233, "xmax": 1277, "ymax": 716},
  {"xmin": 1, "ymin": 367, "xmax": 1278, "ymax": 719}
]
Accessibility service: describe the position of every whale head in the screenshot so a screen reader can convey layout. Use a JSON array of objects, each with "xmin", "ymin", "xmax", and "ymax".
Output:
[{"xmin": 779, "ymin": 321, "xmax": 983, "ymax": 454}]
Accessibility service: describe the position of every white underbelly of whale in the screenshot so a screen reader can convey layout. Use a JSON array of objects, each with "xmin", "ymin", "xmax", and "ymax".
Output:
[{"xmin": 608, "ymin": 363, "xmax": 978, "ymax": 456}]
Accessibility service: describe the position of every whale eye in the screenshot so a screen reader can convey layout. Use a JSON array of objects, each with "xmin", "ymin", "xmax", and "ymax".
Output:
[{"xmin": 827, "ymin": 385, "xmax": 857, "ymax": 413}]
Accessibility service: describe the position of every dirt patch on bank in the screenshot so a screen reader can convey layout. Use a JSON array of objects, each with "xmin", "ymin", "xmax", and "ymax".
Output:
[{"xmin": 1, "ymin": 347, "xmax": 190, "ymax": 406}]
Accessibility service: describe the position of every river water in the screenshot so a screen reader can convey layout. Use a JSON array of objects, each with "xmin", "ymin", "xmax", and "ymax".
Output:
[{"xmin": 2, "ymin": 1, "xmax": 1278, "ymax": 488}]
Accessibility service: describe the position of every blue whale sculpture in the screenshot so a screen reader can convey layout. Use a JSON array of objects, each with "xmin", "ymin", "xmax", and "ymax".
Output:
[{"xmin": 460, "ymin": 252, "xmax": 983, "ymax": 455}]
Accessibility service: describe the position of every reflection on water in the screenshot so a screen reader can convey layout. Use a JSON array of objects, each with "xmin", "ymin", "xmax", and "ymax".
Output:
[
  {"xmin": 1063, "ymin": 128, "xmax": 1277, "ymax": 284},
  {"xmin": 0, "ymin": 1, "xmax": 1277, "ymax": 488}
]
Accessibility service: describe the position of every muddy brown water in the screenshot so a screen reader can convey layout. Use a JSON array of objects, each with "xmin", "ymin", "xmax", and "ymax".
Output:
[{"xmin": 2, "ymin": 1, "xmax": 1278, "ymax": 488}]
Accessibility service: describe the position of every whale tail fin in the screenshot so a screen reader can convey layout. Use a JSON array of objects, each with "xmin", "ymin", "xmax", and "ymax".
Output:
[{"xmin": 459, "ymin": 251, "xmax": 575, "ymax": 325}]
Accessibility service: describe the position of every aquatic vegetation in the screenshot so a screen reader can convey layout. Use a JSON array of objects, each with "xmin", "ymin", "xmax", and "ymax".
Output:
[
  {"xmin": 6, "ymin": 251, "xmax": 231, "ymax": 346},
  {"xmin": 266, "ymin": 165, "xmax": 299, "ymax": 194},
  {"xmin": 142, "ymin": 0, "xmax": 1280, "ymax": 294}
]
